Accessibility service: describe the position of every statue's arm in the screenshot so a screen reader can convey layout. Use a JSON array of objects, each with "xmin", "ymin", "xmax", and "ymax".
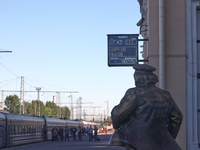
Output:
[
  {"xmin": 111, "ymin": 89, "xmax": 137, "ymax": 129},
  {"xmin": 167, "ymin": 93, "xmax": 183, "ymax": 139}
]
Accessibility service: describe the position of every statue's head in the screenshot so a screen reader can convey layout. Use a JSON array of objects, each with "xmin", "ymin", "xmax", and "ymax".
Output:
[{"xmin": 133, "ymin": 64, "xmax": 158, "ymax": 86}]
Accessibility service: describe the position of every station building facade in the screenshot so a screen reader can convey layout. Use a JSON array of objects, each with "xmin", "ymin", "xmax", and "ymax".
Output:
[{"xmin": 137, "ymin": 0, "xmax": 200, "ymax": 149}]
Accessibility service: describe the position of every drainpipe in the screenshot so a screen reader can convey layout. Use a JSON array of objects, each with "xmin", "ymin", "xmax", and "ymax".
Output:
[{"xmin": 159, "ymin": 0, "xmax": 165, "ymax": 90}]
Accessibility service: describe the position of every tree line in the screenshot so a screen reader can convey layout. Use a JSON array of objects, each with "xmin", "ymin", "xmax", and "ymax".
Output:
[{"xmin": 4, "ymin": 94, "xmax": 70, "ymax": 119}]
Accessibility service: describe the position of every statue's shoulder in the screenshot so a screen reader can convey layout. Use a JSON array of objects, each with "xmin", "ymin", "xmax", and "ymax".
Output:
[
  {"xmin": 125, "ymin": 87, "xmax": 137, "ymax": 96},
  {"xmin": 126, "ymin": 87, "xmax": 137, "ymax": 92}
]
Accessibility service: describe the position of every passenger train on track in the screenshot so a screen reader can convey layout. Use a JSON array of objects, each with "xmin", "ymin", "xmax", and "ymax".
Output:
[{"xmin": 0, "ymin": 113, "xmax": 99, "ymax": 148}]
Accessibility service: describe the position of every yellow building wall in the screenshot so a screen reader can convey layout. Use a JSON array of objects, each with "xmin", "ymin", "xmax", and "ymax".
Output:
[{"xmin": 145, "ymin": 0, "xmax": 187, "ymax": 149}]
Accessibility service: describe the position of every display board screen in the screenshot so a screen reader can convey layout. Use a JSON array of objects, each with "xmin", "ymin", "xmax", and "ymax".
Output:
[{"xmin": 107, "ymin": 34, "xmax": 139, "ymax": 66}]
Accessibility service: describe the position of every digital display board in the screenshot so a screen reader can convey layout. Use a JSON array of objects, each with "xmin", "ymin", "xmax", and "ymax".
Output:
[{"xmin": 107, "ymin": 34, "xmax": 139, "ymax": 66}]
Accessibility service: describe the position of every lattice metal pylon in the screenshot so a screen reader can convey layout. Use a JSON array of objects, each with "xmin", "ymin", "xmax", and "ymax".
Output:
[
  {"xmin": 57, "ymin": 92, "xmax": 61, "ymax": 118},
  {"xmin": 76, "ymin": 97, "xmax": 82, "ymax": 120},
  {"xmin": 20, "ymin": 76, "xmax": 25, "ymax": 114}
]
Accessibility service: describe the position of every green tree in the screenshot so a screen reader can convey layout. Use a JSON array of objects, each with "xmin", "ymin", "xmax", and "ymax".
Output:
[
  {"xmin": 31, "ymin": 100, "xmax": 37, "ymax": 116},
  {"xmin": 21, "ymin": 100, "xmax": 70, "ymax": 118},
  {"xmin": 61, "ymin": 107, "xmax": 70, "ymax": 119},
  {"xmin": 4, "ymin": 95, "xmax": 20, "ymax": 114},
  {"xmin": 29, "ymin": 100, "xmax": 46, "ymax": 117},
  {"xmin": 44, "ymin": 107, "xmax": 52, "ymax": 117},
  {"xmin": 39, "ymin": 101, "xmax": 46, "ymax": 117},
  {"xmin": 46, "ymin": 101, "xmax": 57, "ymax": 118},
  {"xmin": 24, "ymin": 101, "xmax": 33, "ymax": 115}
]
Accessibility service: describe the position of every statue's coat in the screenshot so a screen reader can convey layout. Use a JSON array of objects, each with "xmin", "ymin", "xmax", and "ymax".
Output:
[{"xmin": 111, "ymin": 84, "xmax": 183, "ymax": 150}]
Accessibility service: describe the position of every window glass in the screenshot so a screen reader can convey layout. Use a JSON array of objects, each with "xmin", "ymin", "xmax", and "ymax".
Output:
[
  {"xmin": 33, "ymin": 125, "xmax": 36, "ymax": 133},
  {"xmin": 22, "ymin": 126, "xmax": 24, "ymax": 134},
  {"xmin": 16, "ymin": 126, "xmax": 19, "ymax": 135},
  {"xmin": 19, "ymin": 126, "xmax": 21, "ymax": 134},
  {"xmin": 0, "ymin": 125, "xmax": 2, "ymax": 136},
  {"xmin": 28, "ymin": 126, "xmax": 29, "ymax": 134},
  {"xmin": 30, "ymin": 126, "xmax": 32, "ymax": 134},
  {"xmin": 10, "ymin": 125, "xmax": 13, "ymax": 135},
  {"xmin": 29, "ymin": 126, "xmax": 31, "ymax": 134},
  {"xmin": 25, "ymin": 126, "xmax": 28, "ymax": 134},
  {"xmin": 13, "ymin": 125, "xmax": 16, "ymax": 135}
]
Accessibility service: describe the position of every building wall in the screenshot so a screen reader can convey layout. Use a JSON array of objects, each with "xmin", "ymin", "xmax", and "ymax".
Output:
[
  {"xmin": 140, "ymin": 0, "xmax": 187, "ymax": 149},
  {"xmin": 138, "ymin": 0, "xmax": 200, "ymax": 149},
  {"xmin": 165, "ymin": 1, "xmax": 186, "ymax": 149}
]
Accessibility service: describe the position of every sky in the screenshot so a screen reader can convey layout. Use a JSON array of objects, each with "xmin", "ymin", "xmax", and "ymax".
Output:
[{"xmin": 0, "ymin": 0, "xmax": 142, "ymax": 120}]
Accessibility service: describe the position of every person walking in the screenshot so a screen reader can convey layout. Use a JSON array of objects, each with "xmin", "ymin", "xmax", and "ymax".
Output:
[
  {"xmin": 86, "ymin": 127, "xmax": 89, "ymax": 135},
  {"xmin": 65, "ymin": 126, "xmax": 69, "ymax": 141},
  {"xmin": 94, "ymin": 125, "xmax": 98, "ymax": 141},
  {"xmin": 60, "ymin": 127, "xmax": 64, "ymax": 141},
  {"xmin": 78, "ymin": 127, "xmax": 82, "ymax": 141},
  {"xmin": 83, "ymin": 127, "xmax": 86, "ymax": 135},
  {"xmin": 88, "ymin": 125, "xmax": 93, "ymax": 141},
  {"xmin": 55, "ymin": 129, "xmax": 58, "ymax": 141},
  {"xmin": 70, "ymin": 127, "xmax": 73, "ymax": 135},
  {"xmin": 72, "ymin": 127, "xmax": 77, "ymax": 141},
  {"xmin": 52, "ymin": 128, "xmax": 56, "ymax": 141}
]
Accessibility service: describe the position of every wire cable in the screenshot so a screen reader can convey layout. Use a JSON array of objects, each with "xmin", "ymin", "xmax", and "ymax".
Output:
[
  {"xmin": 25, "ymin": 77, "xmax": 70, "ymax": 90},
  {"xmin": 0, "ymin": 78, "xmax": 18, "ymax": 84},
  {"xmin": 0, "ymin": 78, "xmax": 18, "ymax": 88},
  {"xmin": 0, "ymin": 62, "xmax": 19, "ymax": 78}
]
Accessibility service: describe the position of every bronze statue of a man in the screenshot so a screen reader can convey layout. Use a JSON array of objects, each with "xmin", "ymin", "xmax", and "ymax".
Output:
[{"xmin": 110, "ymin": 64, "xmax": 183, "ymax": 150}]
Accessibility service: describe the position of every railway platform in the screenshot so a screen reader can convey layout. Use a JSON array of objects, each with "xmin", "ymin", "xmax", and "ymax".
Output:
[{"xmin": 4, "ymin": 131, "xmax": 125, "ymax": 150}]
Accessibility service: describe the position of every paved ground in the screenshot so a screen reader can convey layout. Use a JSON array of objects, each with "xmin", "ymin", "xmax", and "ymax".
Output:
[{"xmin": 4, "ymin": 131, "xmax": 125, "ymax": 150}]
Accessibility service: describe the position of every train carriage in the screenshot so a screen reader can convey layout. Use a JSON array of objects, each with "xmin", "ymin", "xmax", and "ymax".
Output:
[
  {"xmin": 66, "ymin": 120, "xmax": 83, "ymax": 128},
  {"xmin": 44, "ymin": 117, "xmax": 67, "ymax": 140},
  {"xmin": 4, "ymin": 114, "xmax": 45, "ymax": 147},
  {"xmin": 0, "ymin": 112, "xmax": 101, "ymax": 148},
  {"xmin": 0, "ymin": 113, "xmax": 6, "ymax": 148}
]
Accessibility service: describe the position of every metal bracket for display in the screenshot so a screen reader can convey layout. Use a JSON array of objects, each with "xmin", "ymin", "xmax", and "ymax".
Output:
[
  {"xmin": 138, "ymin": 59, "xmax": 149, "ymax": 62},
  {"xmin": 138, "ymin": 39, "xmax": 148, "ymax": 41}
]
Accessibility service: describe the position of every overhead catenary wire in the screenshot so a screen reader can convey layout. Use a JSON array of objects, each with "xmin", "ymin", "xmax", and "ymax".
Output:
[
  {"xmin": 0, "ymin": 78, "xmax": 19, "ymax": 88},
  {"xmin": 0, "ymin": 70, "xmax": 103, "ymax": 120},
  {"xmin": 25, "ymin": 77, "xmax": 71, "ymax": 90},
  {"xmin": 0, "ymin": 62, "xmax": 19, "ymax": 78},
  {"xmin": 0, "ymin": 78, "xmax": 19, "ymax": 84}
]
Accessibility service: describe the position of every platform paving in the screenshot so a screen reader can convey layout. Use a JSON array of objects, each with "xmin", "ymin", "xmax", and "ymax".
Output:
[{"xmin": 4, "ymin": 131, "xmax": 125, "ymax": 150}]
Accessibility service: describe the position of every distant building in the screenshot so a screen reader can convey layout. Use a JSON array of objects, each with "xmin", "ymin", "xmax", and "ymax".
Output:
[
  {"xmin": 137, "ymin": 0, "xmax": 200, "ymax": 150},
  {"xmin": 53, "ymin": 96, "xmax": 55, "ymax": 103}
]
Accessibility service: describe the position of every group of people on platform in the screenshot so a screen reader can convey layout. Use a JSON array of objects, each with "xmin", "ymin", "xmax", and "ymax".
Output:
[
  {"xmin": 52, "ymin": 127, "xmax": 64, "ymax": 141},
  {"xmin": 51, "ymin": 125, "xmax": 99, "ymax": 142}
]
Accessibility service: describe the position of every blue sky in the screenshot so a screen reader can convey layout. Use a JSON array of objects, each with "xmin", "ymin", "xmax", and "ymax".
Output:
[{"xmin": 0, "ymin": 0, "xmax": 142, "ymax": 120}]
